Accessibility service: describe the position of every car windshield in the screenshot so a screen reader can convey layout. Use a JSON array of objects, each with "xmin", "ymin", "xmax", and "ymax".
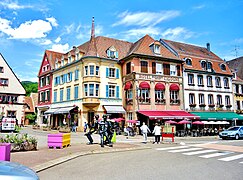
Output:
[{"xmin": 227, "ymin": 127, "xmax": 239, "ymax": 131}]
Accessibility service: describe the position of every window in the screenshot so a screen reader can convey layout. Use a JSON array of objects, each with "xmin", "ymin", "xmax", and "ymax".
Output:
[
  {"xmin": 46, "ymin": 76, "xmax": 50, "ymax": 85},
  {"xmin": 66, "ymin": 87, "xmax": 71, "ymax": 101},
  {"xmin": 89, "ymin": 84, "xmax": 94, "ymax": 96},
  {"xmin": 95, "ymin": 84, "xmax": 99, "ymax": 96},
  {"xmin": 207, "ymin": 62, "xmax": 212, "ymax": 71},
  {"xmin": 96, "ymin": 66, "xmax": 99, "ymax": 76},
  {"xmin": 170, "ymin": 65, "xmax": 176, "ymax": 76},
  {"xmin": 127, "ymin": 112, "xmax": 133, "ymax": 120},
  {"xmin": 216, "ymin": 95, "xmax": 222, "ymax": 105},
  {"xmin": 140, "ymin": 61, "xmax": 148, "ymax": 73},
  {"xmin": 46, "ymin": 90, "xmax": 50, "ymax": 101},
  {"xmin": 85, "ymin": 66, "xmax": 88, "ymax": 76},
  {"xmin": 215, "ymin": 77, "xmax": 221, "ymax": 88},
  {"xmin": 199, "ymin": 94, "xmax": 205, "ymax": 105},
  {"xmin": 220, "ymin": 64, "xmax": 226, "ymax": 71},
  {"xmin": 154, "ymin": 44, "xmax": 160, "ymax": 54},
  {"xmin": 201, "ymin": 61, "xmax": 206, "ymax": 70},
  {"xmin": 0, "ymin": 67, "xmax": 3, "ymax": 73},
  {"xmin": 189, "ymin": 93, "xmax": 195, "ymax": 105},
  {"xmin": 155, "ymin": 90, "xmax": 164, "ymax": 103},
  {"xmin": 156, "ymin": 63, "xmax": 163, "ymax": 74},
  {"xmin": 67, "ymin": 72, "xmax": 72, "ymax": 82},
  {"xmin": 170, "ymin": 91, "xmax": 179, "ymax": 103},
  {"xmin": 185, "ymin": 58, "xmax": 192, "ymax": 66},
  {"xmin": 55, "ymin": 60, "xmax": 58, "ymax": 69},
  {"xmin": 207, "ymin": 76, "xmax": 213, "ymax": 87},
  {"xmin": 108, "ymin": 85, "xmax": 115, "ymax": 98},
  {"xmin": 60, "ymin": 89, "xmax": 64, "ymax": 102},
  {"xmin": 225, "ymin": 96, "xmax": 230, "ymax": 106},
  {"xmin": 126, "ymin": 62, "xmax": 131, "ymax": 74},
  {"xmin": 197, "ymin": 75, "xmax": 204, "ymax": 86},
  {"xmin": 0, "ymin": 78, "xmax": 9, "ymax": 86},
  {"xmin": 68, "ymin": 55, "xmax": 72, "ymax": 63},
  {"xmin": 75, "ymin": 70, "xmax": 79, "ymax": 80},
  {"xmin": 126, "ymin": 89, "xmax": 133, "ymax": 99},
  {"xmin": 163, "ymin": 64, "xmax": 170, "ymax": 75},
  {"xmin": 74, "ymin": 85, "xmax": 79, "ymax": 99},
  {"xmin": 40, "ymin": 92, "xmax": 45, "ymax": 102},
  {"xmin": 90, "ymin": 65, "xmax": 94, "ymax": 75},
  {"xmin": 84, "ymin": 84, "xmax": 88, "ymax": 96},
  {"xmin": 84, "ymin": 83, "xmax": 99, "ymax": 97},
  {"xmin": 109, "ymin": 68, "xmax": 115, "ymax": 78},
  {"xmin": 75, "ymin": 52, "xmax": 79, "ymax": 61},
  {"xmin": 188, "ymin": 74, "xmax": 194, "ymax": 85},
  {"xmin": 61, "ymin": 59, "xmax": 64, "ymax": 66},
  {"xmin": 224, "ymin": 77, "xmax": 229, "ymax": 88},
  {"xmin": 138, "ymin": 89, "xmax": 150, "ymax": 103},
  {"xmin": 40, "ymin": 77, "xmax": 45, "ymax": 87},
  {"xmin": 208, "ymin": 94, "xmax": 214, "ymax": 105},
  {"xmin": 54, "ymin": 90, "xmax": 57, "ymax": 102}
]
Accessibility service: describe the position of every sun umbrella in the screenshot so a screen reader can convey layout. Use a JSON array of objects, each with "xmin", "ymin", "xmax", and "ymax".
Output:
[
  {"xmin": 116, "ymin": 118, "xmax": 125, "ymax": 122},
  {"xmin": 165, "ymin": 120, "xmax": 177, "ymax": 124},
  {"xmin": 178, "ymin": 120, "xmax": 191, "ymax": 124},
  {"xmin": 126, "ymin": 120, "xmax": 138, "ymax": 123},
  {"xmin": 192, "ymin": 121, "xmax": 204, "ymax": 125}
]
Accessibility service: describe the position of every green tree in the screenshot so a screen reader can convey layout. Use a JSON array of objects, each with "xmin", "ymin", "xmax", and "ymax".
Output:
[{"xmin": 21, "ymin": 81, "xmax": 38, "ymax": 96}]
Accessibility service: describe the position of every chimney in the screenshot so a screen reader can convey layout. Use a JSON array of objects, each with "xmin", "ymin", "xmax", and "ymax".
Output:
[{"xmin": 206, "ymin": 43, "xmax": 210, "ymax": 51}]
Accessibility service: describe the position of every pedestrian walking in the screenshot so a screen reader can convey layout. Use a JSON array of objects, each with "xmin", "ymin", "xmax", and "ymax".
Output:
[
  {"xmin": 152, "ymin": 123, "xmax": 161, "ymax": 144},
  {"xmin": 140, "ymin": 122, "xmax": 151, "ymax": 143}
]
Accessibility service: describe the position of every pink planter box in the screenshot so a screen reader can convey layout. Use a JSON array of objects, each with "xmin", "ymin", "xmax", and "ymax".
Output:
[{"xmin": 0, "ymin": 143, "xmax": 11, "ymax": 161}]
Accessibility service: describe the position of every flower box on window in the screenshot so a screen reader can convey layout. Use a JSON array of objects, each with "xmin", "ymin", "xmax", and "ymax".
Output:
[
  {"xmin": 226, "ymin": 105, "xmax": 232, "ymax": 108},
  {"xmin": 199, "ymin": 104, "xmax": 206, "ymax": 107},
  {"xmin": 170, "ymin": 99, "xmax": 180, "ymax": 104},
  {"xmin": 208, "ymin": 104, "xmax": 215, "ymax": 107},
  {"xmin": 189, "ymin": 104, "xmax": 197, "ymax": 107}
]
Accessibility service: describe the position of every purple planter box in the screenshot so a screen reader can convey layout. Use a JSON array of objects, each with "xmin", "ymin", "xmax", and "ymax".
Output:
[
  {"xmin": 47, "ymin": 133, "xmax": 64, "ymax": 149},
  {"xmin": 0, "ymin": 143, "xmax": 11, "ymax": 161}
]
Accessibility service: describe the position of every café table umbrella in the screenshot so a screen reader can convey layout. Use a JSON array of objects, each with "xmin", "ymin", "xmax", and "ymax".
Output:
[
  {"xmin": 126, "ymin": 120, "xmax": 138, "ymax": 123},
  {"xmin": 116, "ymin": 118, "xmax": 125, "ymax": 122},
  {"xmin": 192, "ymin": 121, "xmax": 204, "ymax": 125},
  {"xmin": 178, "ymin": 120, "xmax": 191, "ymax": 124},
  {"xmin": 165, "ymin": 120, "xmax": 177, "ymax": 124}
]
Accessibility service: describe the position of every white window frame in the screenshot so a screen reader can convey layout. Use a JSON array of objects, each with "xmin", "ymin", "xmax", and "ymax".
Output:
[
  {"xmin": 170, "ymin": 65, "xmax": 176, "ymax": 76},
  {"xmin": 199, "ymin": 94, "xmax": 205, "ymax": 104},
  {"xmin": 156, "ymin": 63, "xmax": 163, "ymax": 74}
]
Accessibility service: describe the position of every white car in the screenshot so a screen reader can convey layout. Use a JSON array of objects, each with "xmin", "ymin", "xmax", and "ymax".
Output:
[{"xmin": 219, "ymin": 126, "xmax": 243, "ymax": 140}]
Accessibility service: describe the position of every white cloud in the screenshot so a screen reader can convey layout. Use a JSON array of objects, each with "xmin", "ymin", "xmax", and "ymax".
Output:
[
  {"xmin": 112, "ymin": 11, "xmax": 180, "ymax": 27},
  {"xmin": 50, "ymin": 43, "xmax": 69, "ymax": 53},
  {"xmin": 54, "ymin": 37, "xmax": 61, "ymax": 43},
  {"xmin": 0, "ymin": 0, "xmax": 33, "ymax": 10},
  {"xmin": 46, "ymin": 17, "xmax": 58, "ymax": 27},
  {"xmin": 38, "ymin": 39, "xmax": 52, "ymax": 45},
  {"xmin": 193, "ymin": 4, "xmax": 206, "ymax": 10},
  {"xmin": 123, "ymin": 27, "xmax": 161, "ymax": 40},
  {"xmin": 161, "ymin": 27, "xmax": 194, "ymax": 41},
  {"xmin": 0, "ymin": 17, "xmax": 53, "ymax": 39}
]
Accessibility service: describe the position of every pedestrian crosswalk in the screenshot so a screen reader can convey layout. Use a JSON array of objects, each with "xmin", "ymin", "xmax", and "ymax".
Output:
[{"xmin": 155, "ymin": 146, "xmax": 243, "ymax": 164}]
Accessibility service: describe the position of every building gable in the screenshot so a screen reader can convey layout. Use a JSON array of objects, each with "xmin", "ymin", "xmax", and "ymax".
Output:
[{"xmin": 0, "ymin": 53, "xmax": 26, "ymax": 95}]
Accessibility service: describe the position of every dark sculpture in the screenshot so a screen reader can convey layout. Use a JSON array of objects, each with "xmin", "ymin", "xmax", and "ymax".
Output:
[
  {"xmin": 98, "ymin": 114, "xmax": 113, "ymax": 147},
  {"xmin": 85, "ymin": 114, "xmax": 99, "ymax": 145}
]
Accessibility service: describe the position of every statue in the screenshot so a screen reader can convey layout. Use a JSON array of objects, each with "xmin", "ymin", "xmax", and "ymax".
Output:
[
  {"xmin": 85, "ymin": 114, "xmax": 99, "ymax": 145},
  {"xmin": 98, "ymin": 114, "xmax": 113, "ymax": 147}
]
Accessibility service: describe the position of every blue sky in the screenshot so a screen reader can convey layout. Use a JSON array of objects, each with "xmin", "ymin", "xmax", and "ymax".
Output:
[{"xmin": 0, "ymin": 0, "xmax": 243, "ymax": 82}]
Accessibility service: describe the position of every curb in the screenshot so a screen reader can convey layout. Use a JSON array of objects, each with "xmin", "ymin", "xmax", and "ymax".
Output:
[{"xmin": 33, "ymin": 146, "xmax": 151, "ymax": 173}]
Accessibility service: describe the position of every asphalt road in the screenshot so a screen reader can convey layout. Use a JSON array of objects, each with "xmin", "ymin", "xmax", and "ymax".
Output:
[{"xmin": 37, "ymin": 143, "xmax": 243, "ymax": 180}]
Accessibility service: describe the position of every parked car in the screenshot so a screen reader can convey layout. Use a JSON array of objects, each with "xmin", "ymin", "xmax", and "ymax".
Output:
[
  {"xmin": 0, "ymin": 161, "xmax": 39, "ymax": 180},
  {"xmin": 219, "ymin": 126, "xmax": 243, "ymax": 140}
]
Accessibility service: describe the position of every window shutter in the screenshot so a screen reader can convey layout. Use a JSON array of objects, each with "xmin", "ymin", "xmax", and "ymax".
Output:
[
  {"xmin": 116, "ymin": 69, "xmax": 119, "ymax": 79},
  {"xmin": 106, "ymin": 68, "xmax": 109, "ymax": 78},
  {"xmin": 116, "ymin": 86, "xmax": 119, "ymax": 98},
  {"xmin": 106, "ymin": 85, "xmax": 109, "ymax": 98},
  {"xmin": 115, "ymin": 51, "xmax": 118, "ymax": 58},
  {"xmin": 70, "ymin": 72, "xmax": 73, "ymax": 81},
  {"xmin": 177, "ymin": 65, "xmax": 180, "ymax": 76},
  {"xmin": 152, "ymin": 62, "xmax": 156, "ymax": 74}
]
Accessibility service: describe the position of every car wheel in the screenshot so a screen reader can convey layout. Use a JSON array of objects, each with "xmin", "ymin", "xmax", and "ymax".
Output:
[{"xmin": 235, "ymin": 134, "xmax": 239, "ymax": 140}]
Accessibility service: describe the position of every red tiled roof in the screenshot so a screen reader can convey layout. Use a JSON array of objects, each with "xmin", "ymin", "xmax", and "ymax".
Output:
[
  {"xmin": 24, "ymin": 96, "xmax": 34, "ymax": 113},
  {"xmin": 45, "ymin": 50, "xmax": 63, "ymax": 69},
  {"xmin": 163, "ymin": 39, "xmax": 232, "ymax": 75}
]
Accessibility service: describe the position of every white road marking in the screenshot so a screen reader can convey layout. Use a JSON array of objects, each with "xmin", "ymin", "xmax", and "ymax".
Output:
[
  {"xmin": 183, "ymin": 149, "xmax": 218, "ymax": 155},
  {"xmin": 156, "ymin": 146, "xmax": 189, "ymax": 151},
  {"xmin": 169, "ymin": 148, "xmax": 202, "ymax": 153},
  {"xmin": 218, "ymin": 154, "xmax": 243, "ymax": 162},
  {"xmin": 199, "ymin": 152, "xmax": 234, "ymax": 158}
]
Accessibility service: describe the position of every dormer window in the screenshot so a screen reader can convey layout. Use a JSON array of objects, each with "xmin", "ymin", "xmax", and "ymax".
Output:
[
  {"xmin": 107, "ymin": 46, "xmax": 118, "ymax": 59},
  {"xmin": 68, "ymin": 54, "xmax": 72, "ymax": 63},
  {"xmin": 154, "ymin": 44, "xmax": 160, "ymax": 54},
  {"xmin": 185, "ymin": 58, "xmax": 192, "ymax": 66},
  {"xmin": 55, "ymin": 60, "xmax": 58, "ymax": 69},
  {"xmin": 220, "ymin": 64, "xmax": 226, "ymax": 71},
  {"xmin": 207, "ymin": 62, "xmax": 212, "ymax": 71},
  {"xmin": 201, "ymin": 60, "xmax": 206, "ymax": 70}
]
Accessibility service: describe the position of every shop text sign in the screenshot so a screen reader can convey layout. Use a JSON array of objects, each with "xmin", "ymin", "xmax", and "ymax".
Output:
[{"xmin": 137, "ymin": 74, "xmax": 179, "ymax": 82}]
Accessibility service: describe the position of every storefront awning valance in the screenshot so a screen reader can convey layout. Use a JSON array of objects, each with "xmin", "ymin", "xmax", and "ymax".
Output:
[
  {"xmin": 44, "ymin": 108, "xmax": 58, "ymax": 114},
  {"xmin": 155, "ymin": 83, "xmax": 165, "ymax": 90},
  {"xmin": 138, "ymin": 110, "xmax": 199, "ymax": 120},
  {"xmin": 104, "ymin": 105, "xmax": 126, "ymax": 114},
  {"xmin": 124, "ymin": 82, "xmax": 133, "ymax": 90},
  {"xmin": 54, "ymin": 106, "xmax": 76, "ymax": 114},
  {"xmin": 170, "ymin": 84, "xmax": 180, "ymax": 91},
  {"xmin": 191, "ymin": 112, "xmax": 243, "ymax": 121},
  {"xmin": 203, "ymin": 121, "xmax": 230, "ymax": 125},
  {"xmin": 139, "ymin": 82, "xmax": 150, "ymax": 89}
]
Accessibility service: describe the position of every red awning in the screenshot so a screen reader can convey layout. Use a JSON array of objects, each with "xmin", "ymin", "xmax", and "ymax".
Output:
[
  {"xmin": 155, "ymin": 83, "xmax": 165, "ymax": 90},
  {"xmin": 138, "ymin": 110, "xmax": 199, "ymax": 120},
  {"xmin": 124, "ymin": 82, "xmax": 133, "ymax": 90},
  {"xmin": 170, "ymin": 84, "xmax": 180, "ymax": 91},
  {"xmin": 139, "ymin": 82, "xmax": 150, "ymax": 89}
]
